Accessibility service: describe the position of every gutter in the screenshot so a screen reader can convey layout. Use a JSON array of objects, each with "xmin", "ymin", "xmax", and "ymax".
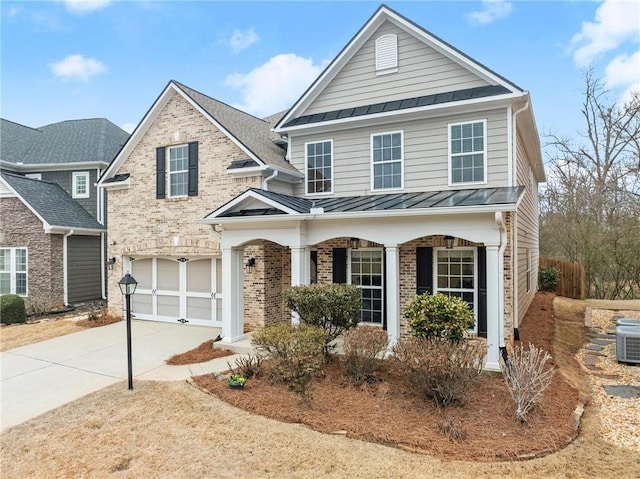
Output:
[
  {"xmin": 512, "ymin": 99, "xmax": 530, "ymax": 186},
  {"xmin": 262, "ymin": 169, "xmax": 279, "ymax": 191},
  {"xmin": 63, "ymin": 229, "xmax": 74, "ymax": 306}
]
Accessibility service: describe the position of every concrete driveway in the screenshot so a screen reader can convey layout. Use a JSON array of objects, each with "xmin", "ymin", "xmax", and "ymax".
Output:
[{"xmin": 0, "ymin": 320, "xmax": 235, "ymax": 431}]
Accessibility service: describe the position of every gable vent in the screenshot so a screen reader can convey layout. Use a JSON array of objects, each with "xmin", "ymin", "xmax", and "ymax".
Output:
[{"xmin": 375, "ymin": 34, "xmax": 398, "ymax": 75}]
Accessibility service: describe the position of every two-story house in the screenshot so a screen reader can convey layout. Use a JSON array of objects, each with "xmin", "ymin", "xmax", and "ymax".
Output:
[
  {"xmin": 0, "ymin": 118, "xmax": 129, "ymax": 307},
  {"xmin": 99, "ymin": 5, "xmax": 543, "ymax": 370}
]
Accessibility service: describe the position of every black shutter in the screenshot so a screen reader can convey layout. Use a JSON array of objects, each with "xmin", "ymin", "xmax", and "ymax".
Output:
[
  {"xmin": 156, "ymin": 147, "xmax": 166, "ymax": 199},
  {"xmin": 416, "ymin": 247, "xmax": 433, "ymax": 295},
  {"xmin": 188, "ymin": 141, "xmax": 198, "ymax": 197},
  {"xmin": 332, "ymin": 248, "xmax": 347, "ymax": 284},
  {"xmin": 477, "ymin": 246, "xmax": 487, "ymax": 338}
]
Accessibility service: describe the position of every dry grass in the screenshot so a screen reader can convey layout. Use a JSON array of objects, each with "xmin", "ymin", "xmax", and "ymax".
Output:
[
  {"xmin": 165, "ymin": 340, "xmax": 234, "ymax": 365},
  {"xmin": 0, "ymin": 320, "xmax": 82, "ymax": 352}
]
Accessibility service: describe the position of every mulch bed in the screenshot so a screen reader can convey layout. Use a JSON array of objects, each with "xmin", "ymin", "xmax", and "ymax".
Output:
[
  {"xmin": 166, "ymin": 340, "xmax": 234, "ymax": 365},
  {"xmin": 192, "ymin": 293, "xmax": 581, "ymax": 462}
]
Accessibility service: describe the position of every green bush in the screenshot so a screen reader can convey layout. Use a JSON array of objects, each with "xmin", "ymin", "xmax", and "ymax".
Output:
[
  {"xmin": 393, "ymin": 337, "xmax": 485, "ymax": 407},
  {"xmin": 404, "ymin": 292, "xmax": 475, "ymax": 342},
  {"xmin": 284, "ymin": 283, "xmax": 361, "ymax": 355},
  {"xmin": 252, "ymin": 323, "xmax": 325, "ymax": 401},
  {"xmin": 0, "ymin": 294, "xmax": 27, "ymax": 325},
  {"xmin": 539, "ymin": 266, "xmax": 559, "ymax": 292},
  {"xmin": 342, "ymin": 325, "xmax": 389, "ymax": 385}
]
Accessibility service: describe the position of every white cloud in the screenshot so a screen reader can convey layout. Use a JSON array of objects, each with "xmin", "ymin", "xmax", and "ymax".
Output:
[
  {"xmin": 605, "ymin": 51, "xmax": 640, "ymax": 104},
  {"xmin": 225, "ymin": 53, "xmax": 326, "ymax": 117},
  {"xmin": 50, "ymin": 54, "xmax": 107, "ymax": 82},
  {"xmin": 569, "ymin": 0, "xmax": 640, "ymax": 67},
  {"xmin": 229, "ymin": 28, "xmax": 259, "ymax": 53},
  {"xmin": 61, "ymin": 0, "xmax": 112, "ymax": 15},
  {"xmin": 121, "ymin": 122, "xmax": 137, "ymax": 134},
  {"xmin": 467, "ymin": 0, "xmax": 513, "ymax": 26}
]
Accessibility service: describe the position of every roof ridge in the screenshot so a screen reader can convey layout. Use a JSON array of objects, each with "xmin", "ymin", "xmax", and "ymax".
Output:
[
  {"xmin": 0, "ymin": 170, "xmax": 61, "ymax": 187},
  {"xmin": 0, "ymin": 118, "xmax": 43, "ymax": 132}
]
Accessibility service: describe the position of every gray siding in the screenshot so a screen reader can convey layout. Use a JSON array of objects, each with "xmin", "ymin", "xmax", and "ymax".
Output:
[
  {"xmin": 40, "ymin": 169, "xmax": 99, "ymax": 219},
  {"xmin": 305, "ymin": 21, "xmax": 489, "ymax": 116},
  {"xmin": 67, "ymin": 235, "xmax": 102, "ymax": 303},
  {"xmin": 515, "ymin": 130, "xmax": 539, "ymax": 326},
  {"xmin": 291, "ymin": 108, "xmax": 509, "ymax": 196}
]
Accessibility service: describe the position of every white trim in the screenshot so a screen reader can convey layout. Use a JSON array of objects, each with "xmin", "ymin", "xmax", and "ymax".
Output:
[
  {"xmin": 167, "ymin": 144, "xmax": 189, "ymax": 198},
  {"xmin": 0, "ymin": 247, "xmax": 28, "ymax": 297},
  {"xmin": 370, "ymin": 130, "xmax": 404, "ymax": 191},
  {"xmin": 63, "ymin": 230, "xmax": 74, "ymax": 305},
  {"xmin": 0, "ymin": 176, "xmax": 53, "ymax": 231},
  {"xmin": 448, "ymin": 119, "xmax": 487, "ymax": 187},
  {"xmin": 507, "ymin": 105, "xmax": 513, "ymax": 188},
  {"xmin": 24, "ymin": 173, "xmax": 41, "ymax": 180},
  {"xmin": 348, "ymin": 247, "xmax": 385, "ymax": 326},
  {"xmin": 305, "ymin": 139, "xmax": 334, "ymax": 195},
  {"xmin": 72, "ymin": 171, "xmax": 90, "ymax": 199},
  {"xmin": 1, "ymin": 161, "xmax": 108, "ymax": 173},
  {"xmin": 201, "ymin": 189, "xmax": 302, "ymax": 220}
]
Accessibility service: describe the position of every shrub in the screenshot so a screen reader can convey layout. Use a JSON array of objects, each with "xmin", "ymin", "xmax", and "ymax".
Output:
[
  {"xmin": 0, "ymin": 294, "xmax": 27, "ymax": 325},
  {"xmin": 342, "ymin": 326, "xmax": 388, "ymax": 385},
  {"xmin": 252, "ymin": 323, "xmax": 325, "ymax": 401},
  {"xmin": 228, "ymin": 354, "xmax": 265, "ymax": 379},
  {"xmin": 284, "ymin": 283, "xmax": 361, "ymax": 355},
  {"xmin": 436, "ymin": 416, "xmax": 468, "ymax": 442},
  {"xmin": 393, "ymin": 337, "xmax": 485, "ymax": 407},
  {"xmin": 539, "ymin": 266, "xmax": 559, "ymax": 292},
  {"xmin": 501, "ymin": 343, "xmax": 555, "ymax": 423},
  {"xmin": 404, "ymin": 292, "xmax": 475, "ymax": 342}
]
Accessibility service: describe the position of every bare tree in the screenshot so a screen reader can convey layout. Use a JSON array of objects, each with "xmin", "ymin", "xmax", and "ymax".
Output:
[{"xmin": 542, "ymin": 70, "xmax": 640, "ymax": 299}]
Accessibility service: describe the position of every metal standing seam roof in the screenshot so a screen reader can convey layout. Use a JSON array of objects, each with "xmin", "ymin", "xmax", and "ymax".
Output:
[
  {"xmin": 1, "ymin": 172, "xmax": 104, "ymax": 230},
  {"xmin": 282, "ymin": 85, "xmax": 511, "ymax": 128},
  {"xmin": 215, "ymin": 186, "xmax": 525, "ymax": 218}
]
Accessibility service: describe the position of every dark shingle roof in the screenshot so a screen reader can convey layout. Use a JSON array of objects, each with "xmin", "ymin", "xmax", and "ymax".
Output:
[
  {"xmin": 172, "ymin": 82, "xmax": 298, "ymax": 173},
  {"xmin": 217, "ymin": 186, "xmax": 524, "ymax": 218},
  {"xmin": 1, "ymin": 172, "xmax": 104, "ymax": 230},
  {"xmin": 0, "ymin": 118, "xmax": 128, "ymax": 166},
  {"xmin": 227, "ymin": 159, "xmax": 259, "ymax": 170},
  {"xmin": 282, "ymin": 85, "xmax": 510, "ymax": 128}
]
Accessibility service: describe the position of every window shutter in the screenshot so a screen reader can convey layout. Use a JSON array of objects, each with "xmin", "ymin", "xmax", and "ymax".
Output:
[
  {"xmin": 477, "ymin": 247, "xmax": 487, "ymax": 338},
  {"xmin": 332, "ymin": 248, "xmax": 347, "ymax": 284},
  {"xmin": 188, "ymin": 141, "xmax": 198, "ymax": 197},
  {"xmin": 375, "ymin": 34, "xmax": 398, "ymax": 72},
  {"xmin": 156, "ymin": 147, "xmax": 166, "ymax": 199},
  {"xmin": 416, "ymin": 247, "xmax": 433, "ymax": 295}
]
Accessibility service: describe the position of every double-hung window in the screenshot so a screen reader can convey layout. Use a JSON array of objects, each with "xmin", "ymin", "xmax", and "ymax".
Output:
[
  {"xmin": 449, "ymin": 120, "xmax": 486, "ymax": 185},
  {"xmin": 434, "ymin": 248, "xmax": 476, "ymax": 331},
  {"xmin": 0, "ymin": 248, "xmax": 28, "ymax": 296},
  {"xmin": 371, "ymin": 131, "xmax": 403, "ymax": 190},
  {"xmin": 72, "ymin": 171, "xmax": 90, "ymax": 198},
  {"xmin": 168, "ymin": 145, "xmax": 189, "ymax": 197},
  {"xmin": 306, "ymin": 140, "xmax": 333, "ymax": 194}
]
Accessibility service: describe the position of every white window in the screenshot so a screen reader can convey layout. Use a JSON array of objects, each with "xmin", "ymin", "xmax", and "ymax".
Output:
[
  {"xmin": 434, "ymin": 248, "xmax": 476, "ymax": 331},
  {"xmin": 0, "ymin": 247, "xmax": 28, "ymax": 296},
  {"xmin": 306, "ymin": 140, "xmax": 333, "ymax": 195},
  {"xmin": 350, "ymin": 249, "xmax": 384, "ymax": 325},
  {"xmin": 72, "ymin": 172, "xmax": 90, "ymax": 198},
  {"xmin": 449, "ymin": 120, "xmax": 487, "ymax": 185},
  {"xmin": 25, "ymin": 173, "xmax": 42, "ymax": 180},
  {"xmin": 375, "ymin": 34, "xmax": 398, "ymax": 75},
  {"xmin": 526, "ymin": 249, "xmax": 532, "ymax": 293},
  {"xmin": 371, "ymin": 131, "xmax": 403, "ymax": 191},
  {"xmin": 168, "ymin": 145, "xmax": 189, "ymax": 197}
]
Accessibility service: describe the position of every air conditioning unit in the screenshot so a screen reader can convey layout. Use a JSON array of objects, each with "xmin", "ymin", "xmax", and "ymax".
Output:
[{"xmin": 616, "ymin": 318, "xmax": 640, "ymax": 364}]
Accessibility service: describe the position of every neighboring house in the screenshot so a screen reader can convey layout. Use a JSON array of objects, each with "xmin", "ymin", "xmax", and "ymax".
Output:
[
  {"xmin": 99, "ymin": 5, "xmax": 543, "ymax": 370},
  {"xmin": 0, "ymin": 118, "xmax": 129, "ymax": 306}
]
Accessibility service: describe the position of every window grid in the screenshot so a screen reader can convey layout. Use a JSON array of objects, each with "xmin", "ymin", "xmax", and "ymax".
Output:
[
  {"xmin": 435, "ymin": 249, "xmax": 476, "ymax": 322},
  {"xmin": 72, "ymin": 172, "xmax": 90, "ymax": 198},
  {"xmin": 450, "ymin": 121, "xmax": 486, "ymax": 184},
  {"xmin": 350, "ymin": 250, "xmax": 383, "ymax": 325},
  {"xmin": 0, "ymin": 247, "xmax": 27, "ymax": 296},
  {"xmin": 371, "ymin": 132, "xmax": 402, "ymax": 190},
  {"xmin": 306, "ymin": 140, "xmax": 332, "ymax": 194},
  {"xmin": 169, "ymin": 145, "xmax": 189, "ymax": 197}
]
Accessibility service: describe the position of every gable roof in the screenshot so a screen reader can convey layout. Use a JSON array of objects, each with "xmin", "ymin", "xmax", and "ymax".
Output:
[
  {"xmin": 0, "ymin": 118, "xmax": 128, "ymax": 168},
  {"xmin": 0, "ymin": 171, "xmax": 104, "ymax": 233},
  {"xmin": 99, "ymin": 81, "xmax": 300, "ymax": 185},
  {"xmin": 276, "ymin": 4, "xmax": 524, "ymax": 131}
]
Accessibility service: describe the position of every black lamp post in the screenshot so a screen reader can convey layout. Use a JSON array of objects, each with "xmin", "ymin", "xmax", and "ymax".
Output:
[{"xmin": 118, "ymin": 273, "xmax": 138, "ymax": 390}]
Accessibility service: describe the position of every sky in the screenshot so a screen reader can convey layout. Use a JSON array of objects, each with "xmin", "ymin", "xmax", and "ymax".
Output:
[{"xmin": 1, "ymin": 0, "xmax": 639, "ymax": 163}]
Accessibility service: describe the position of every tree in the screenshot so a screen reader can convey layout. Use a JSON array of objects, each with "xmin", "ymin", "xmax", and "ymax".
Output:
[{"xmin": 542, "ymin": 70, "xmax": 640, "ymax": 299}]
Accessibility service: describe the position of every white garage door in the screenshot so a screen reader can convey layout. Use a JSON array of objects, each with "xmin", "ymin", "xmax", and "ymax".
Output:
[{"xmin": 129, "ymin": 257, "xmax": 222, "ymax": 327}]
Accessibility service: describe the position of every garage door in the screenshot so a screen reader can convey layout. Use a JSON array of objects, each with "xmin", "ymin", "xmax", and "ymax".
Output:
[{"xmin": 129, "ymin": 257, "xmax": 222, "ymax": 327}]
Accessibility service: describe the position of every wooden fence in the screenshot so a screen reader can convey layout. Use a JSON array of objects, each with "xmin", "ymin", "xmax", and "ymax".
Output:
[{"xmin": 539, "ymin": 257, "xmax": 586, "ymax": 300}]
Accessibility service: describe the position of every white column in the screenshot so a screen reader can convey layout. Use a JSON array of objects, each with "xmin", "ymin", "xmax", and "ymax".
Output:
[
  {"xmin": 485, "ymin": 244, "xmax": 501, "ymax": 370},
  {"xmin": 290, "ymin": 246, "xmax": 306, "ymax": 325},
  {"xmin": 385, "ymin": 245, "xmax": 400, "ymax": 348},
  {"xmin": 221, "ymin": 247, "xmax": 244, "ymax": 343}
]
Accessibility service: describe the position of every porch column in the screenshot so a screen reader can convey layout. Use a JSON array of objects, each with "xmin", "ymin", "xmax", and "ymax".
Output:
[
  {"xmin": 485, "ymin": 244, "xmax": 501, "ymax": 370},
  {"xmin": 385, "ymin": 244, "xmax": 400, "ymax": 348},
  {"xmin": 220, "ymin": 246, "xmax": 244, "ymax": 343},
  {"xmin": 290, "ymin": 246, "xmax": 307, "ymax": 325}
]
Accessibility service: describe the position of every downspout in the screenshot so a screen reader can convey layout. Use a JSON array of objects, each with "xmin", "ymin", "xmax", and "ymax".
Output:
[
  {"xmin": 63, "ymin": 229, "xmax": 74, "ymax": 306},
  {"xmin": 495, "ymin": 213, "xmax": 508, "ymax": 362},
  {"xmin": 100, "ymin": 232, "xmax": 106, "ymax": 300},
  {"xmin": 262, "ymin": 169, "xmax": 279, "ymax": 191}
]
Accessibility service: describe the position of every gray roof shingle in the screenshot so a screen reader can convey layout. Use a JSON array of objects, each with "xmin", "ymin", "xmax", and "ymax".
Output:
[{"xmin": 1, "ymin": 171, "xmax": 104, "ymax": 231}]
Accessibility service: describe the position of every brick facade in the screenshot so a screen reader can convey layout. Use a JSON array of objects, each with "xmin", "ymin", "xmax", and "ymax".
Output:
[{"xmin": 0, "ymin": 197, "xmax": 64, "ymax": 308}]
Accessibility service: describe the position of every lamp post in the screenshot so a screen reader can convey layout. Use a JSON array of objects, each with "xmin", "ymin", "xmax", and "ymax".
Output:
[{"xmin": 118, "ymin": 273, "xmax": 138, "ymax": 390}]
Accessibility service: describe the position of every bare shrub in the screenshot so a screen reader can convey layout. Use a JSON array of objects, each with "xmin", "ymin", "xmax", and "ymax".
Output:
[
  {"xmin": 500, "ymin": 343, "xmax": 555, "ymax": 423},
  {"xmin": 393, "ymin": 337, "xmax": 485, "ymax": 407},
  {"xmin": 228, "ymin": 354, "xmax": 265, "ymax": 379},
  {"xmin": 342, "ymin": 326, "xmax": 388, "ymax": 385},
  {"xmin": 436, "ymin": 416, "xmax": 468, "ymax": 442}
]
